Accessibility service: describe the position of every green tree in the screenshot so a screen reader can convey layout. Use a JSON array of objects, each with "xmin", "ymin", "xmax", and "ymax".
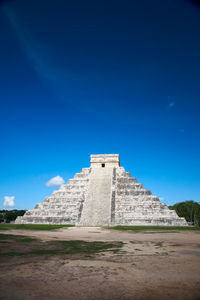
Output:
[
  {"xmin": 0, "ymin": 210, "xmax": 26, "ymax": 222},
  {"xmin": 169, "ymin": 201, "xmax": 200, "ymax": 226},
  {"xmin": 0, "ymin": 213, "xmax": 5, "ymax": 222}
]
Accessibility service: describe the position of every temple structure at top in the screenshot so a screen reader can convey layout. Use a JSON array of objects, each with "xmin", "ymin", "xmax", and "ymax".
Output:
[
  {"xmin": 90, "ymin": 154, "xmax": 120, "ymax": 168},
  {"xmin": 16, "ymin": 154, "xmax": 188, "ymax": 226}
]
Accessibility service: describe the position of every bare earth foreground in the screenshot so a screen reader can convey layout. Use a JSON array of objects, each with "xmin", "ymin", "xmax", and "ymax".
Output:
[{"xmin": 0, "ymin": 227, "xmax": 200, "ymax": 300}]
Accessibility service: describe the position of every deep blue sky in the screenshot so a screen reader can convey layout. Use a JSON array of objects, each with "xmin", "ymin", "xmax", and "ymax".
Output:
[{"xmin": 0, "ymin": 0, "xmax": 200, "ymax": 209}]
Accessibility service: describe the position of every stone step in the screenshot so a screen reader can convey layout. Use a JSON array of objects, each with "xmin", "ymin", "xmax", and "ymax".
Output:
[
  {"xmin": 30, "ymin": 212, "xmax": 79, "ymax": 217},
  {"xmin": 26, "ymin": 207, "xmax": 79, "ymax": 213},
  {"xmin": 67, "ymin": 177, "xmax": 89, "ymax": 183},
  {"xmin": 43, "ymin": 200, "xmax": 82, "ymax": 204},
  {"xmin": 65, "ymin": 183, "xmax": 89, "ymax": 188},
  {"xmin": 116, "ymin": 210, "xmax": 176, "ymax": 217},
  {"xmin": 115, "ymin": 197, "xmax": 161, "ymax": 203},
  {"xmin": 43, "ymin": 197, "xmax": 82, "ymax": 203},
  {"xmin": 117, "ymin": 203, "xmax": 169, "ymax": 210},
  {"xmin": 117, "ymin": 177, "xmax": 137, "ymax": 183},
  {"xmin": 115, "ymin": 217, "xmax": 187, "ymax": 226},
  {"xmin": 40, "ymin": 207, "xmax": 78, "ymax": 211},
  {"xmin": 116, "ymin": 189, "xmax": 152, "ymax": 196},
  {"xmin": 116, "ymin": 183, "xmax": 144, "ymax": 190},
  {"xmin": 40, "ymin": 204, "xmax": 80, "ymax": 209},
  {"xmin": 43, "ymin": 200, "xmax": 82, "ymax": 206},
  {"xmin": 50, "ymin": 191, "xmax": 84, "ymax": 196},
  {"xmin": 77, "ymin": 168, "xmax": 90, "ymax": 173},
  {"xmin": 52, "ymin": 188, "xmax": 87, "ymax": 195},
  {"xmin": 16, "ymin": 216, "xmax": 77, "ymax": 224},
  {"xmin": 41, "ymin": 201, "xmax": 82, "ymax": 206},
  {"xmin": 63, "ymin": 186, "xmax": 87, "ymax": 191},
  {"xmin": 116, "ymin": 204, "xmax": 168, "ymax": 210},
  {"xmin": 44, "ymin": 202, "xmax": 83, "ymax": 207},
  {"xmin": 51, "ymin": 188, "xmax": 88, "ymax": 197},
  {"xmin": 27, "ymin": 209, "xmax": 79, "ymax": 216},
  {"xmin": 65, "ymin": 179, "xmax": 89, "ymax": 185},
  {"xmin": 125, "ymin": 172, "xmax": 131, "ymax": 177},
  {"xmin": 74, "ymin": 173, "xmax": 89, "ymax": 179},
  {"xmin": 115, "ymin": 195, "xmax": 160, "ymax": 202}
]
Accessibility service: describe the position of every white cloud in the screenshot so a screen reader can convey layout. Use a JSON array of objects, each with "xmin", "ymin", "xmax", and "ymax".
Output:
[
  {"xmin": 159, "ymin": 197, "xmax": 165, "ymax": 201},
  {"xmin": 168, "ymin": 102, "xmax": 175, "ymax": 108},
  {"xmin": 3, "ymin": 196, "xmax": 15, "ymax": 207},
  {"xmin": 46, "ymin": 176, "xmax": 65, "ymax": 187}
]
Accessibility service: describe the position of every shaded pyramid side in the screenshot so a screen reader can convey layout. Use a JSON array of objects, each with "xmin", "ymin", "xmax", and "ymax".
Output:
[
  {"xmin": 15, "ymin": 168, "xmax": 90, "ymax": 225},
  {"xmin": 113, "ymin": 167, "xmax": 187, "ymax": 226}
]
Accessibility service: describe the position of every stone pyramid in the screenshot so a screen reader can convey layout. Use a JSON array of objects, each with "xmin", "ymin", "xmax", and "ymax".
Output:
[{"xmin": 16, "ymin": 154, "xmax": 187, "ymax": 226}]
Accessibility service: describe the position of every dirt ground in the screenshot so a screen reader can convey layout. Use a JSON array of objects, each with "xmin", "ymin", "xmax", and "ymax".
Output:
[{"xmin": 0, "ymin": 227, "xmax": 200, "ymax": 300}]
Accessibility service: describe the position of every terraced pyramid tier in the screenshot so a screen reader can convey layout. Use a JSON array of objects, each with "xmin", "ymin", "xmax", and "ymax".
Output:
[
  {"xmin": 16, "ymin": 168, "xmax": 90, "ymax": 225},
  {"xmin": 16, "ymin": 154, "xmax": 188, "ymax": 226}
]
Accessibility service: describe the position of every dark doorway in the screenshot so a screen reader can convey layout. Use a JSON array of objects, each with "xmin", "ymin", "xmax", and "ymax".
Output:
[{"xmin": 102, "ymin": 163, "xmax": 105, "ymax": 168}]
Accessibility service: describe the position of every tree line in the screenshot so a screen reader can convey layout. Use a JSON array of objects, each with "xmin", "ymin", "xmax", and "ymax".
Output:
[
  {"xmin": 169, "ymin": 200, "xmax": 200, "ymax": 226},
  {"xmin": 0, "ymin": 210, "xmax": 26, "ymax": 223}
]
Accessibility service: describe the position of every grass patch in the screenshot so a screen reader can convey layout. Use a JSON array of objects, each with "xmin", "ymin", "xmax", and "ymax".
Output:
[
  {"xmin": 0, "ymin": 252, "xmax": 28, "ymax": 257},
  {"xmin": 143, "ymin": 231, "xmax": 178, "ymax": 234},
  {"xmin": 110, "ymin": 226, "xmax": 200, "ymax": 231},
  {"xmin": 49, "ymin": 240, "xmax": 124, "ymax": 255},
  {"xmin": 0, "ymin": 234, "xmax": 37, "ymax": 242},
  {"xmin": 0, "ymin": 224, "xmax": 74, "ymax": 231},
  {"xmin": 0, "ymin": 234, "xmax": 124, "ymax": 257},
  {"xmin": 130, "ymin": 241, "xmax": 144, "ymax": 244}
]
